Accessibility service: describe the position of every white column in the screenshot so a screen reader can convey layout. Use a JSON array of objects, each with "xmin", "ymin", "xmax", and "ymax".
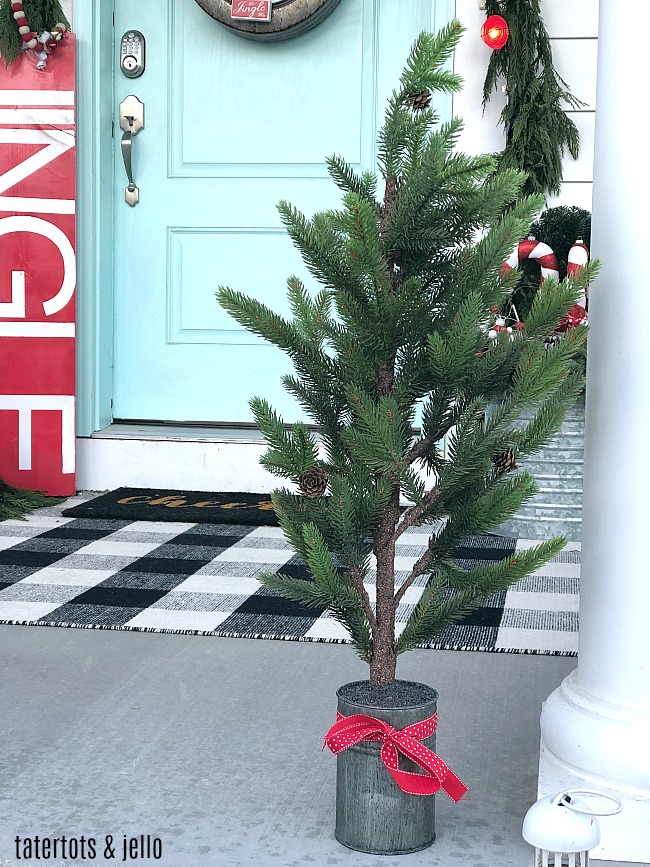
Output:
[{"xmin": 538, "ymin": 1, "xmax": 650, "ymax": 861}]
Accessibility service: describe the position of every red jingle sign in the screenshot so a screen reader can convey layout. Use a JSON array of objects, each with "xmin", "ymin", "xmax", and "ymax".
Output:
[
  {"xmin": 231, "ymin": 0, "xmax": 272, "ymax": 20},
  {"xmin": 0, "ymin": 36, "xmax": 76, "ymax": 496}
]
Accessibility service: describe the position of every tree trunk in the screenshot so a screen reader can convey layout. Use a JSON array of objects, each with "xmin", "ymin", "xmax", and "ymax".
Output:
[{"xmin": 370, "ymin": 485, "xmax": 400, "ymax": 685}]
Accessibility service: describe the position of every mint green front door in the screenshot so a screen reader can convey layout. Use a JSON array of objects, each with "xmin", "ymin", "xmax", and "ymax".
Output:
[{"xmin": 112, "ymin": 0, "xmax": 449, "ymax": 424}]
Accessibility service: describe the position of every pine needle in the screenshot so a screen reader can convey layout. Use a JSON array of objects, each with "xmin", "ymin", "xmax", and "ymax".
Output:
[{"xmin": 0, "ymin": 478, "xmax": 64, "ymax": 522}]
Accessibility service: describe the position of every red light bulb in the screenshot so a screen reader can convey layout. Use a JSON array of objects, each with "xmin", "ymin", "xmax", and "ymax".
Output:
[{"xmin": 481, "ymin": 15, "xmax": 509, "ymax": 50}]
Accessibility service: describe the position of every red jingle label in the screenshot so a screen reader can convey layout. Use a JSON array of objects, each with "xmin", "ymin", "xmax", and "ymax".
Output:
[{"xmin": 231, "ymin": 0, "xmax": 272, "ymax": 21}]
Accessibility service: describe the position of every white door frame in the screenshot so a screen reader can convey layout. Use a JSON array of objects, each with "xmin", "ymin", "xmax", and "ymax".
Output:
[{"xmin": 75, "ymin": 0, "xmax": 115, "ymax": 438}]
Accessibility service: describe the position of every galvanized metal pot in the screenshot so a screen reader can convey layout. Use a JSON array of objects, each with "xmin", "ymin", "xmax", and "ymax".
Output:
[{"xmin": 335, "ymin": 680, "xmax": 438, "ymax": 855}]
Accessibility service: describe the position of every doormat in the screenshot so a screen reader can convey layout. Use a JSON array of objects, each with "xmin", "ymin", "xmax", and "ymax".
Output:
[
  {"xmin": 0, "ymin": 504, "xmax": 580, "ymax": 655},
  {"xmin": 62, "ymin": 488, "xmax": 279, "ymax": 526}
]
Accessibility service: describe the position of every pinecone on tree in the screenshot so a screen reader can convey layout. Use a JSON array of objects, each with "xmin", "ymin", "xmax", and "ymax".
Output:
[
  {"xmin": 403, "ymin": 89, "xmax": 432, "ymax": 111},
  {"xmin": 492, "ymin": 449, "xmax": 518, "ymax": 475},
  {"xmin": 298, "ymin": 467, "xmax": 328, "ymax": 498}
]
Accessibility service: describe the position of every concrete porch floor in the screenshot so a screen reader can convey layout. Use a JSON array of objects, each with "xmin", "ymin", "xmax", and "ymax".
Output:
[{"xmin": 0, "ymin": 624, "xmax": 637, "ymax": 867}]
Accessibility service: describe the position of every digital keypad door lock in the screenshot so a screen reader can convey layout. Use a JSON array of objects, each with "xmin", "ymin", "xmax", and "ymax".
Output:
[{"xmin": 120, "ymin": 30, "xmax": 145, "ymax": 78}]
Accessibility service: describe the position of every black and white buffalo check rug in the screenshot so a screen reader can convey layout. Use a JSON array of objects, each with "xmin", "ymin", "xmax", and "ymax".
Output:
[{"xmin": 0, "ymin": 495, "xmax": 580, "ymax": 655}]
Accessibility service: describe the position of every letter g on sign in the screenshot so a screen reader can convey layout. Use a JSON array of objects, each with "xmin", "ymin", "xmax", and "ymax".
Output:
[{"xmin": 0, "ymin": 215, "xmax": 76, "ymax": 316}]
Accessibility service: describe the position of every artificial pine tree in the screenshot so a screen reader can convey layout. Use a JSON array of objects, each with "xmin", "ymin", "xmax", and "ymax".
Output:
[{"xmin": 217, "ymin": 22, "xmax": 596, "ymax": 686}]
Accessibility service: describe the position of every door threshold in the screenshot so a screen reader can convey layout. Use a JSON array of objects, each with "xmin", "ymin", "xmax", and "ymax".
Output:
[
  {"xmin": 78, "ymin": 424, "xmax": 434, "ymax": 492},
  {"xmin": 78, "ymin": 426, "xmax": 276, "ymax": 490},
  {"xmin": 91, "ymin": 422, "xmax": 267, "ymax": 444}
]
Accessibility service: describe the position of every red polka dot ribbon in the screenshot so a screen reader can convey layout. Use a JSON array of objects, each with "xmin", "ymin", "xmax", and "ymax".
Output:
[{"xmin": 324, "ymin": 711, "xmax": 468, "ymax": 801}]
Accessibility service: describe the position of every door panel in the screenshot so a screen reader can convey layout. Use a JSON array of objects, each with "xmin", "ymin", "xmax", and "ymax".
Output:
[
  {"xmin": 112, "ymin": 0, "xmax": 444, "ymax": 424},
  {"xmin": 170, "ymin": 1, "xmax": 374, "ymax": 175}
]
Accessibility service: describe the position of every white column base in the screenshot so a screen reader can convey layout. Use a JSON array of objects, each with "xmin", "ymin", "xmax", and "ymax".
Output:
[
  {"xmin": 538, "ymin": 743, "xmax": 650, "ymax": 863},
  {"xmin": 539, "ymin": 672, "xmax": 650, "ymax": 863}
]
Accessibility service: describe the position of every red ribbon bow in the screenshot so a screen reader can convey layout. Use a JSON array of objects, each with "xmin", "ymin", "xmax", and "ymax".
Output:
[{"xmin": 323, "ymin": 711, "xmax": 467, "ymax": 801}]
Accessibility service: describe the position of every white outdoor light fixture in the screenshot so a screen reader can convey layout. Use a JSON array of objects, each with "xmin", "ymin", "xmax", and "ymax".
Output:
[{"xmin": 522, "ymin": 789, "xmax": 622, "ymax": 867}]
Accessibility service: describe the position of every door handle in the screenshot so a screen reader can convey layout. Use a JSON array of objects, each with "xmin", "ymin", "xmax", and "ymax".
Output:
[{"xmin": 119, "ymin": 95, "xmax": 144, "ymax": 206}]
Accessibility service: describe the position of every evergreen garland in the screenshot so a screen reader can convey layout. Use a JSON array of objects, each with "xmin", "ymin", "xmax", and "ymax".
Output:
[
  {"xmin": 482, "ymin": 0, "xmax": 584, "ymax": 197},
  {"xmin": 0, "ymin": 477, "xmax": 63, "ymax": 521},
  {"xmin": 0, "ymin": 0, "xmax": 70, "ymax": 65}
]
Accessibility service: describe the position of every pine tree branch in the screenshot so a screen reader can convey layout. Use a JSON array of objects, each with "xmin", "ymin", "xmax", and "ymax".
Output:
[
  {"xmin": 391, "ymin": 485, "xmax": 440, "ymax": 545},
  {"xmin": 345, "ymin": 563, "xmax": 377, "ymax": 633},
  {"xmin": 406, "ymin": 434, "xmax": 439, "ymax": 465},
  {"xmin": 394, "ymin": 535, "xmax": 437, "ymax": 605},
  {"xmin": 326, "ymin": 154, "xmax": 378, "ymax": 203},
  {"xmin": 395, "ymin": 579, "xmax": 482, "ymax": 653},
  {"xmin": 0, "ymin": 478, "xmax": 64, "ymax": 521}
]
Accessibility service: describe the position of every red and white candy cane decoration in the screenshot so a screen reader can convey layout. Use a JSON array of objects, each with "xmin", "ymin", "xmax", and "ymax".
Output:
[
  {"xmin": 557, "ymin": 238, "xmax": 589, "ymax": 330},
  {"xmin": 502, "ymin": 236, "xmax": 560, "ymax": 284},
  {"xmin": 11, "ymin": 1, "xmax": 67, "ymax": 71},
  {"xmin": 497, "ymin": 236, "xmax": 589, "ymax": 334}
]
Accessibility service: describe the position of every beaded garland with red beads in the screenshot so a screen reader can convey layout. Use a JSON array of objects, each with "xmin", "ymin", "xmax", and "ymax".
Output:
[{"xmin": 11, "ymin": 0, "xmax": 67, "ymax": 70}]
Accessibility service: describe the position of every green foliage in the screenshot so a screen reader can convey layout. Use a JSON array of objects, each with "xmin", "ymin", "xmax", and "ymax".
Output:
[
  {"xmin": 249, "ymin": 397, "xmax": 321, "ymax": 480},
  {"xmin": 378, "ymin": 25, "xmax": 464, "ymax": 179},
  {"xmin": 0, "ymin": 0, "xmax": 70, "ymax": 65},
  {"xmin": 0, "ymin": 477, "xmax": 63, "ymax": 521},
  {"xmin": 217, "ymin": 22, "xmax": 595, "ymax": 683},
  {"xmin": 482, "ymin": 0, "xmax": 584, "ymax": 198}
]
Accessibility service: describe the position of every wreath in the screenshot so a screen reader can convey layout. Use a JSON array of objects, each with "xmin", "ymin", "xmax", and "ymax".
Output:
[
  {"xmin": 0, "ymin": 0, "xmax": 69, "ymax": 68},
  {"xmin": 194, "ymin": 0, "xmax": 342, "ymax": 41}
]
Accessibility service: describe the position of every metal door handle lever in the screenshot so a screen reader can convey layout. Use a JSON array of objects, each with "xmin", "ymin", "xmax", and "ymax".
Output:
[
  {"xmin": 119, "ymin": 96, "xmax": 144, "ymax": 206},
  {"xmin": 121, "ymin": 126, "xmax": 138, "ymax": 204}
]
